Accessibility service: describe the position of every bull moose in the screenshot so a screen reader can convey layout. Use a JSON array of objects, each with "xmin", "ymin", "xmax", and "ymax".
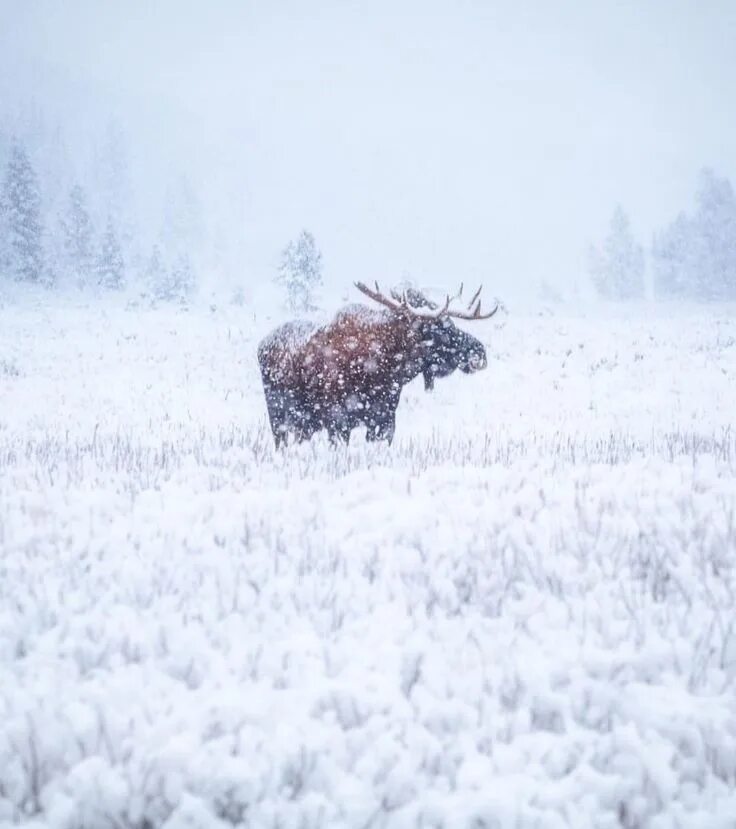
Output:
[{"xmin": 257, "ymin": 281, "xmax": 498, "ymax": 447}]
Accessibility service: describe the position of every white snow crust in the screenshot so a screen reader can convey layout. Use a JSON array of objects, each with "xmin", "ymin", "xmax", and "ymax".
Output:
[{"xmin": 1, "ymin": 296, "xmax": 735, "ymax": 828}]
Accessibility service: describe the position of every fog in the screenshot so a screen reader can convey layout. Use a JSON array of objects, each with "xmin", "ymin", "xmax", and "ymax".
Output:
[{"xmin": 2, "ymin": 0, "xmax": 735, "ymax": 303}]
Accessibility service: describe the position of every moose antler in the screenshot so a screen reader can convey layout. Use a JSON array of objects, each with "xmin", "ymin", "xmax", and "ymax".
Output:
[
  {"xmin": 355, "ymin": 281, "xmax": 496, "ymax": 321},
  {"xmin": 355, "ymin": 281, "xmax": 405, "ymax": 313},
  {"xmin": 466, "ymin": 285, "xmax": 482, "ymax": 310},
  {"xmin": 444, "ymin": 285, "xmax": 499, "ymax": 321},
  {"xmin": 355, "ymin": 282, "xmax": 449, "ymax": 319}
]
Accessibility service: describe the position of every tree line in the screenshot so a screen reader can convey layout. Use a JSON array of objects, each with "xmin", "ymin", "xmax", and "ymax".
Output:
[
  {"xmin": 589, "ymin": 168, "xmax": 736, "ymax": 301},
  {"xmin": 0, "ymin": 123, "xmax": 200, "ymax": 303},
  {"xmin": 3, "ymin": 110, "xmax": 731, "ymax": 308},
  {"xmin": 0, "ymin": 120, "xmax": 324, "ymax": 311}
]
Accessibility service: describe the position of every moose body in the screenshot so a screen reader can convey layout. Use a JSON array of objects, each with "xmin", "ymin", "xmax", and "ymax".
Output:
[{"xmin": 258, "ymin": 282, "xmax": 497, "ymax": 447}]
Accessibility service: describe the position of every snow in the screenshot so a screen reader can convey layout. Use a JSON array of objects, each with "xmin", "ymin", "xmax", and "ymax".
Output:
[
  {"xmin": 1, "ymin": 294, "xmax": 736, "ymax": 827},
  {"xmin": 257, "ymin": 318, "xmax": 316, "ymax": 358}
]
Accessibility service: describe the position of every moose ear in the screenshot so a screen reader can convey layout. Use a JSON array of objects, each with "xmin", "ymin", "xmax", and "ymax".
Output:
[{"xmin": 423, "ymin": 371, "xmax": 434, "ymax": 392}]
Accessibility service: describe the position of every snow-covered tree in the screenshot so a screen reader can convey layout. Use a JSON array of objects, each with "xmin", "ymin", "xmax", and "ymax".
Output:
[
  {"xmin": 277, "ymin": 229, "xmax": 323, "ymax": 312},
  {"xmin": 691, "ymin": 168, "xmax": 736, "ymax": 299},
  {"xmin": 95, "ymin": 120, "xmax": 139, "ymax": 272},
  {"xmin": 1, "ymin": 140, "xmax": 45, "ymax": 283},
  {"xmin": 59, "ymin": 183, "xmax": 95, "ymax": 286},
  {"xmin": 652, "ymin": 168, "xmax": 736, "ymax": 300},
  {"xmin": 145, "ymin": 243, "xmax": 166, "ymax": 296},
  {"xmin": 97, "ymin": 216, "xmax": 124, "ymax": 289},
  {"xmin": 97, "ymin": 121, "xmax": 129, "ymax": 226},
  {"xmin": 588, "ymin": 205, "xmax": 645, "ymax": 300},
  {"xmin": 146, "ymin": 244, "xmax": 195, "ymax": 303},
  {"xmin": 169, "ymin": 252, "xmax": 196, "ymax": 302},
  {"xmin": 162, "ymin": 174, "xmax": 204, "ymax": 255},
  {"xmin": 651, "ymin": 213, "xmax": 693, "ymax": 299},
  {"xmin": 157, "ymin": 175, "xmax": 203, "ymax": 298},
  {"xmin": 0, "ymin": 179, "xmax": 7, "ymax": 275}
]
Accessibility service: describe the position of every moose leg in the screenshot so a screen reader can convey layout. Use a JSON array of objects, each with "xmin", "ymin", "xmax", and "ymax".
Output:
[
  {"xmin": 261, "ymin": 381, "xmax": 289, "ymax": 449},
  {"xmin": 367, "ymin": 409, "xmax": 396, "ymax": 444},
  {"xmin": 380, "ymin": 413, "xmax": 396, "ymax": 444},
  {"xmin": 325, "ymin": 406, "xmax": 352, "ymax": 445},
  {"xmin": 366, "ymin": 391, "xmax": 399, "ymax": 444},
  {"xmin": 327, "ymin": 424, "xmax": 351, "ymax": 445}
]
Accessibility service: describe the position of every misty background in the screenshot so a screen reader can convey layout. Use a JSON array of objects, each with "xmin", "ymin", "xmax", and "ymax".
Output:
[{"xmin": 1, "ymin": 0, "xmax": 735, "ymax": 307}]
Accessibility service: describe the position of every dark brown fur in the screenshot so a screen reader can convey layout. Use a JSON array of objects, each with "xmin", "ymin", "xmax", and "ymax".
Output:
[{"xmin": 258, "ymin": 302, "xmax": 488, "ymax": 447}]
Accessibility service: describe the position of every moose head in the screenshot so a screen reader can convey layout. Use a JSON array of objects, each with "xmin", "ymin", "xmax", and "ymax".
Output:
[{"xmin": 355, "ymin": 280, "xmax": 497, "ymax": 390}]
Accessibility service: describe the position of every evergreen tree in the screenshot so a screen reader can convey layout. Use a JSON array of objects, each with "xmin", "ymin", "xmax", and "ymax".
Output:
[
  {"xmin": 169, "ymin": 252, "xmax": 196, "ymax": 302},
  {"xmin": 588, "ymin": 205, "xmax": 645, "ymax": 300},
  {"xmin": 145, "ymin": 243, "xmax": 166, "ymax": 297},
  {"xmin": 97, "ymin": 121, "xmax": 130, "ymax": 229},
  {"xmin": 146, "ymin": 244, "xmax": 195, "ymax": 302},
  {"xmin": 157, "ymin": 175, "xmax": 202, "ymax": 298},
  {"xmin": 652, "ymin": 213, "xmax": 693, "ymax": 298},
  {"xmin": 691, "ymin": 168, "xmax": 736, "ymax": 299},
  {"xmin": 0, "ymin": 188, "xmax": 7, "ymax": 276},
  {"xmin": 2, "ymin": 141, "xmax": 44, "ymax": 283},
  {"xmin": 162, "ymin": 174, "xmax": 204, "ymax": 254},
  {"xmin": 0, "ymin": 133, "xmax": 13, "ymax": 274},
  {"xmin": 97, "ymin": 216, "xmax": 124, "ymax": 289},
  {"xmin": 96, "ymin": 120, "xmax": 139, "ymax": 271},
  {"xmin": 60, "ymin": 183, "xmax": 94, "ymax": 285},
  {"xmin": 276, "ymin": 229, "xmax": 323, "ymax": 312},
  {"xmin": 652, "ymin": 168, "xmax": 736, "ymax": 300}
]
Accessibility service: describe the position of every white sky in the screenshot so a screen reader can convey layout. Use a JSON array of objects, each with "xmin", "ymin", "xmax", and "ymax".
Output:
[{"xmin": 2, "ymin": 0, "xmax": 735, "ymax": 300}]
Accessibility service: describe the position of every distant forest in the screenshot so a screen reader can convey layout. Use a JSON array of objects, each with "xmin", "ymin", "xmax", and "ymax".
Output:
[
  {"xmin": 588, "ymin": 167, "xmax": 736, "ymax": 302},
  {"xmin": 2, "ymin": 108, "xmax": 735, "ymax": 305},
  {"xmin": 0, "ymin": 108, "xmax": 219, "ymax": 303}
]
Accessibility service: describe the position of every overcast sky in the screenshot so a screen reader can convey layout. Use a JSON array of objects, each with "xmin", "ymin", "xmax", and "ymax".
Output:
[{"xmin": 2, "ymin": 0, "xmax": 735, "ymax": 301}]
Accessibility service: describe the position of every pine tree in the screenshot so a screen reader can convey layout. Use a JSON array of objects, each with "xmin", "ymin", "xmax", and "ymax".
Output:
[
  {"xmin": 145, "ymin": 243, "xmax": 166, "ymax": 298},
  {"xmin": 162, "ymin": 175, "xmax": 204, "ymax": 254},
  {"xmin": 146, "ymin": 245, "xmax": 195, "ymax": 303},
  {"xmin": 588, "ymin": 206, "xmax": 645, "ymax": 300},
  {"xmin": 692, "ymin": 168, "xmax": 736, "ymax": 300},
  {"xmin": 97, "ymin": 121, "xmax": 129, "ymax": 230},
  {"xmin": 97, "ymin": 216, "xmax": 124, "ymax": 289},
  {"xmin": 652, "ymin": 213, "xmax": 693, "ymax": 298},
  {"xmin": 96, "ymin": 120, "xmax": 139, "ymax": 272},
  {"xmin": 0, "ymin": 182, "xmax": 7, "ymax": 275},
  {"xmin": 276, "ymin": 229, "xmax": 323, "ymax": 312},
  {"xmin": 60, "ymin": 183, "xmax": 94, "ymax": 285},
  {"xmin": 652, "ymin": 168, "xmax": 736, "ymax": 300},
  {"xmin": 169, "ymin": 252, "xmax": 195, "ymax": 302},
  {"xmin": 157, "ymin": 175, "xmax": 202, "ymax": 299},
  {"xmin": 2, "ymin": 141, "xmax": 44, "ymax": 283}
]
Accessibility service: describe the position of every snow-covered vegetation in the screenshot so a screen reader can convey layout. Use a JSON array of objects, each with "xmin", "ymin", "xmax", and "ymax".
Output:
[
  {"xmin": 2, "ymin": 3, "xmax": 735, "ymax": 826},
  {"xmin": 1, "ymin": 296, "xmax": 735, "ymax": 828}
]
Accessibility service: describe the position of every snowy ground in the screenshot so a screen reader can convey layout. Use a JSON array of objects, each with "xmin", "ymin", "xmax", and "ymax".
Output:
[{"xmin": 1, "ymin": 293, "xmax": 736, "ymax": 828}]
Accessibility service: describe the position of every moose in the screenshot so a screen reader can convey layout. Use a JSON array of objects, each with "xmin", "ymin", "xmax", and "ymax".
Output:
[{"xmin": 257, "ymin": 281, "xmax": 498, "ymax": 447}]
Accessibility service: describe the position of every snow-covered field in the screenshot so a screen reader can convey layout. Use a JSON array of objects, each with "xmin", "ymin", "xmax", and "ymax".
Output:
[{"xmin": 1, "ymin": 294, "xmax": 736, "ymax": 828}]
